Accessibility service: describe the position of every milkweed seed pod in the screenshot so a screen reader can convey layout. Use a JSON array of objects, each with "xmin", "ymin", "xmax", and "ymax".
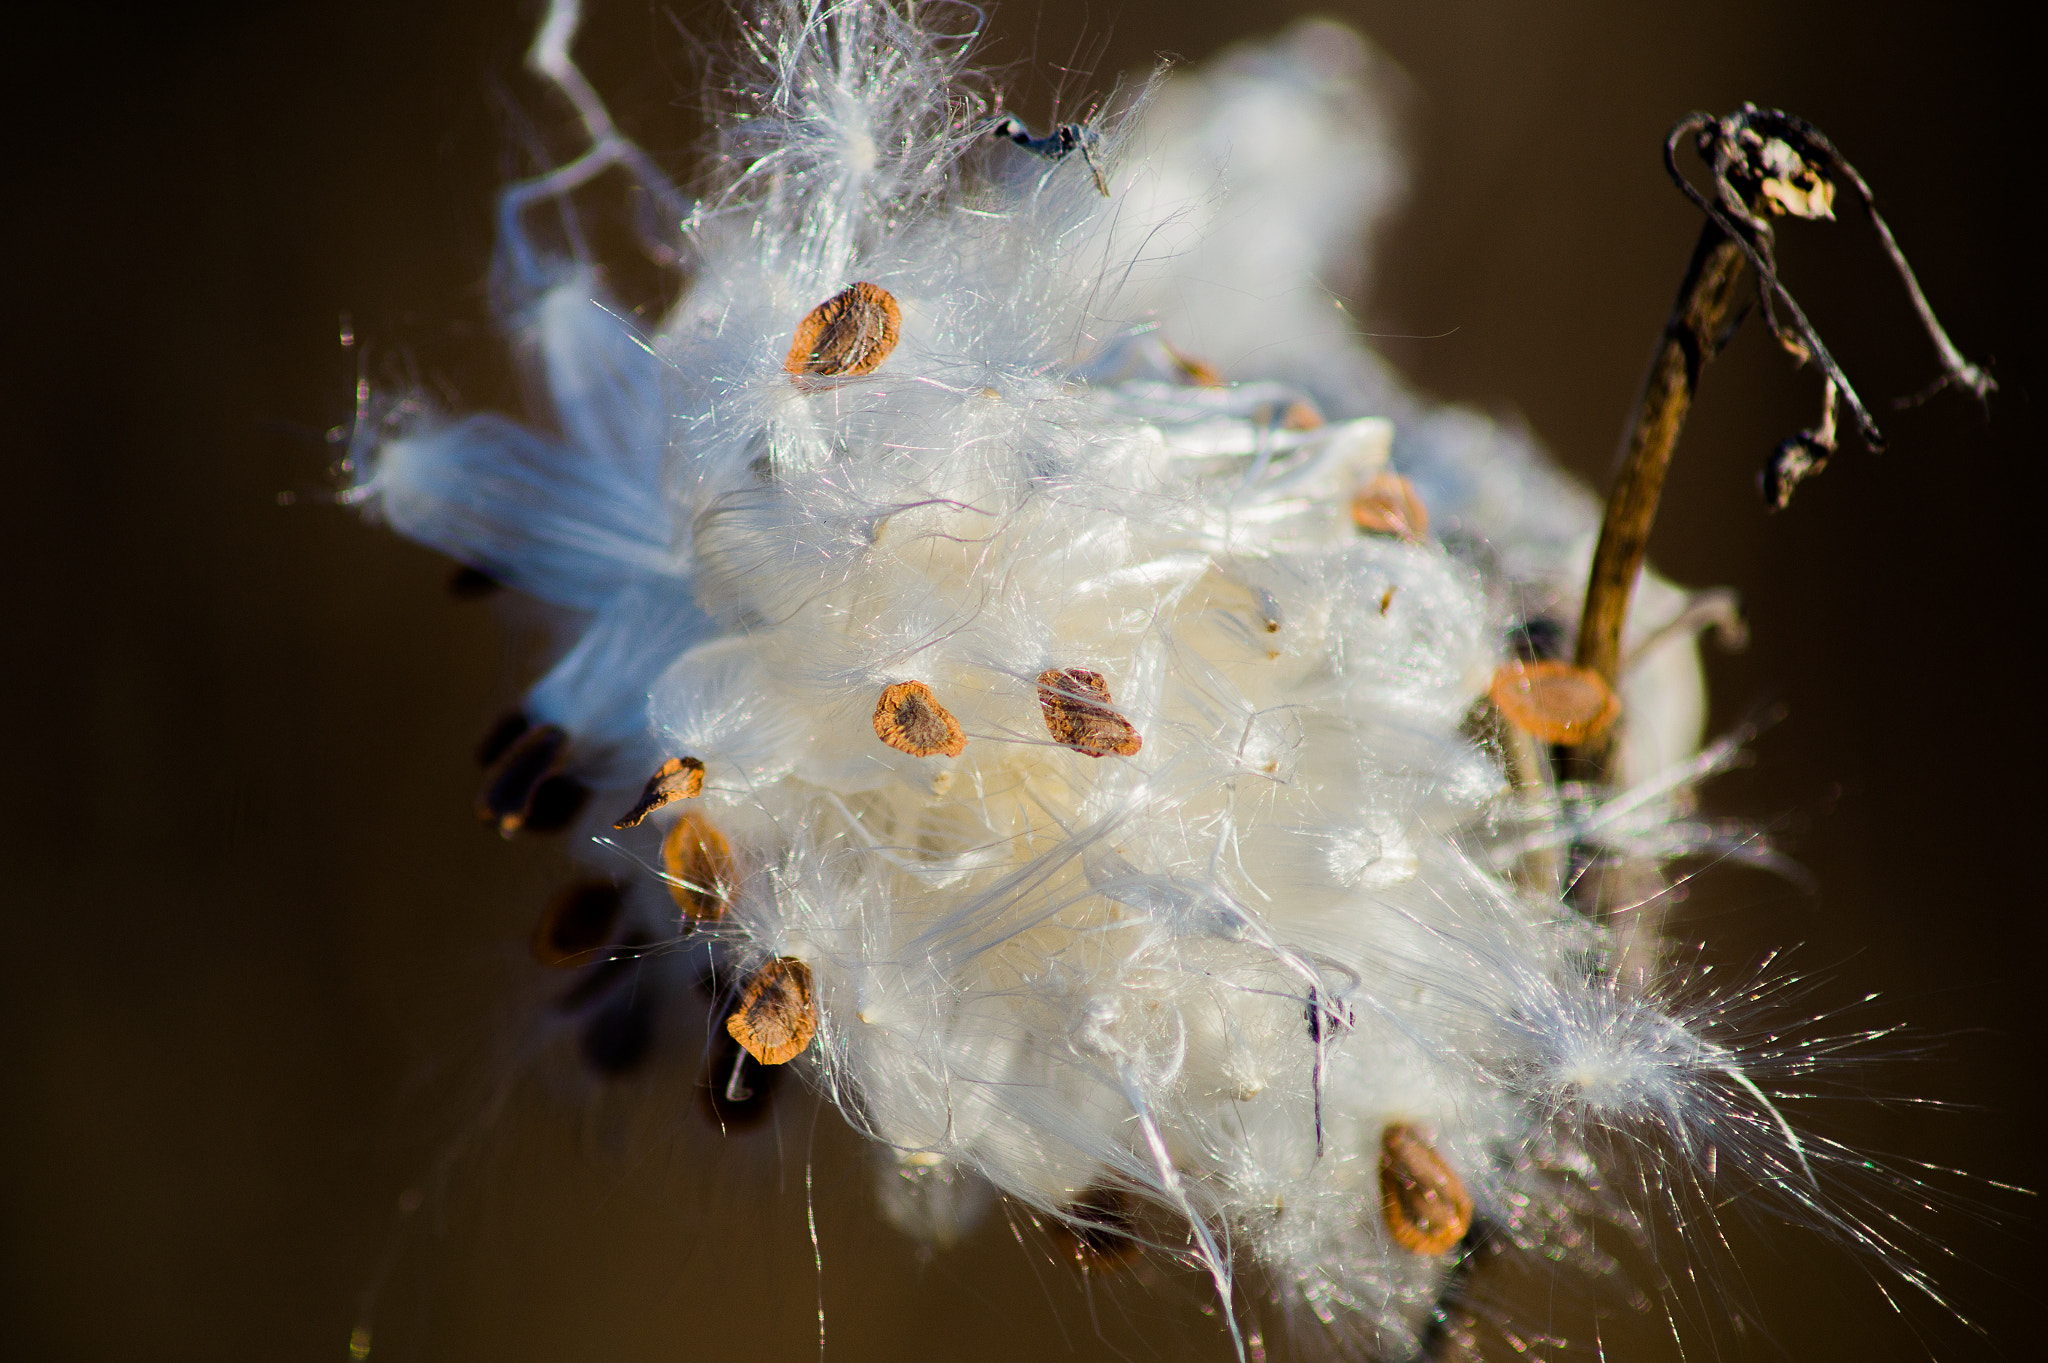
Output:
[{"xmin": 348, "ymin": 1, "xmax": 1932, "ymax": 1356}]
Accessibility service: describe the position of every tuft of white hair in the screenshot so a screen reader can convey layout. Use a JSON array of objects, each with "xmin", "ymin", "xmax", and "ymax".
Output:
[{"xmin": 348, "ymin": 2, "xmax": 1857, "ymax": 1355}]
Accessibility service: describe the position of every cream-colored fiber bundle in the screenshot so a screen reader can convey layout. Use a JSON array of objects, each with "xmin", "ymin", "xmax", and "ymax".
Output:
[{"xmin": 353, "ymin": 2, "xmax": 1849, "ymax": 1355}]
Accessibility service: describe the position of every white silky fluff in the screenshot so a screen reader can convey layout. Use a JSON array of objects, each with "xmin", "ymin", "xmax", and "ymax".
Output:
[{"xmin": 350, "ymin": 2, "xmax": 1806, "ymax": 1354}]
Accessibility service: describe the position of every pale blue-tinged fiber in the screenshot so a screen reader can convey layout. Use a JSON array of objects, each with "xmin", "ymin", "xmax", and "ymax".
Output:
[{"xmin": 348, "ymin": 1, "xmax": 1916, "ymax": 1357}]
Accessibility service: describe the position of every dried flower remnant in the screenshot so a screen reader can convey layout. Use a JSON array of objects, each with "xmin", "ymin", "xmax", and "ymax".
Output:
[
  {"xmin": 1036, "ymin": 668, "xmax": 1142, "ymax": 757},
  {"xmin": 1488, "ymin": 659, "xmax": 1622, "ymax": 746},
  {"xmin": 783, "ymin": 281, "xmax": 901, "ymax": 379},
  {"xmin": 530, "ymin": 879, "xmax": 625, "ymax": 968},
  {"xmin": 872, "ymin": 680, "xmax": 967, "ymax": 757},
  {"xmin": 613, "ymin": 755, "xmax": 706, "ymax": 828},
  {"xmin": 661, "ymin": 811, "xmax": 732, "ymax": 921},
  {"xmin": 1378, "ymin": 1124, "xmax": 1474, "ymax": 1257},
  {"xmin": 726, "ymin": 957, "xmax": 818, "ymax": 1065},
  {"xmin": 1350, "ymin": 471, "xmax": 1429, "ymax": 541},
  {"xmin": 475, "ymin": 723, "xmax": 569, "ymax": 835}
]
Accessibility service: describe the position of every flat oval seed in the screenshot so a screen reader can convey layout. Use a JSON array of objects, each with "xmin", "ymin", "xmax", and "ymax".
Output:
[
  {"xmin": 475, "ymin": 723, "xmax": 569, "ymax": 835},
  {"xmin": 614, "ymin": 756, "xmax": 706, "ymax": 828},
  {"xmin": 1350, "ymin": 472, "xmax": 1430, "ymax": 541},
  {"xmin": 1053, "ymin": 1183, "xmax": 1144, "ymax": 1269},
  {"xmin": 1378, "ymin": 1123, "xmax": 1473, "ymax": 1256},
  {"xmin": 1037, "ymin": 667, "xmax": 1143, "ymax": 758},
  {"xmin": 531, "ymin": 880, "xmax": 625, "ymax": 968},
  {"xmin": 784, "ymin": 281, "xmax": 901, "ymax": 379},
  {"xmin": 1488, "ymin": 659, "xmax": 1623, "ymax": 746},
  {"xmin": 726, "ymin": 957, "xmax": 818, "ymax": 1065},
  {"xmin": 661, "ymin": 810, "xmax": 733, "ymax": 920},
  {"xmin": 873, "ymin": 680, "xmax": 967, "ymax": 758}
]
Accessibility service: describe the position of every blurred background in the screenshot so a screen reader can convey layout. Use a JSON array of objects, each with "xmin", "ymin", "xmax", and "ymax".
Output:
[{"xmin": 4, "ymin": 1, "xmax": 2037, "ymax": 1360}]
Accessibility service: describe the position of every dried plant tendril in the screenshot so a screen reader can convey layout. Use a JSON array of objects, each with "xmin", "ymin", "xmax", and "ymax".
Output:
[
  {"xmin": 872, "ymin": 680, "xmax": 967, "ymax": 757},
  {"xmin": 1350, "ymin": 471, "xmax": 1430, "ymax": 541},
  {"xmin": 1036, "ymin": 667, "xmax": 1142, "ymax": 757},
  {"xmin": 1378, "ymin": 1124, "xmax": 1474, "ymax": 1257},
  {"xmin": 784, "ymin": 281, "xmax": 901, "ymax": 379},
  {"xmin": 1488, "ymin": 659, "xmax": 1622, "ymax": 746},
  {"xmin": 726, "ymin": 957, "xmax": 818, "ymax": 1065},
  {"xmin": 613, "ymin": 755, "xmax": 705, "ymax": 828},
  {"xmin": 530, "ymin": 880, "xmax": 625, "ymax": 968},
  {"xmin": 660, "ymin": 810, "xmax": 732, "ymax": 921}
]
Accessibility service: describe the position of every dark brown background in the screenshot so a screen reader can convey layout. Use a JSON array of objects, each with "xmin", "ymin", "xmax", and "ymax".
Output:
[{"xmin": 4, "ymin": 2, "xmax": 2038, "ymax": 1360}]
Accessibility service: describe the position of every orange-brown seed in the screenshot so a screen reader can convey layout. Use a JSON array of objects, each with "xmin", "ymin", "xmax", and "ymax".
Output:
[
  {"xmin": 726, "ymin": 957, "xmax": 818, "ymax": 1065},
  {"xmin": 661, "ymin": 810, "xmax": 734, "ymax": 920},
  {"xmin": 1487, "ymin": 659, "xmax": 1622, "ymax": 746},
  {"xmin": 1280, "ymin": 399, "xmax": 1326, "ymax": 432},
  {"xmin": 1166, "ymin": 344, "xmax": 1224, "ymax": 388},
  {"xmin": 613, "ymin": 756, "xmax": 706, "ymax": 829},
  {"xmin": 1378, "ymin": 1123, "xmax": 1473, "ymax": 1256},
  {"xmin": 1051, "ymin": 1183, "xmax": 1145, "ymax": 1270},
  {"xmin": 1351, "ymin": 472, "xmax": 1430, "ymax": 541},
  {"xmin": 873, "ymin": 680, "xmax": 967, "ymax": 758},
  {"xmin": 1036, "ymin": 668, "xmax": 1143, "ymax": 758},
  {"xmin": 784, "ymin": 281, "xmax": 901, "ymax": 380}
]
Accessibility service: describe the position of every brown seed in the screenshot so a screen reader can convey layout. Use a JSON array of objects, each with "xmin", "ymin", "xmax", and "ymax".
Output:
[
  {"xmin": 474, "ymin": 709, "xmax": 532, "ymax": 767},
  {"xmin": 662, "ymin": 811, "xmax": 734, "ymax": 920},
  {"xmin": 1036, "ymin": 668, "xmax": 1143, "ymax": 758},
  {"xmin": 784, "ymin": 281, "xmax": 901, "ymax": 379},
  {"xmin": 726, "ymin": 957, "xmax": 818, "ymax": 1065},
  {"xmin": 1166, "ymin": 344, "xmax": 1224, "ymax": 388},
  {"xmin": 1488, "ymin": 659, "xmax": 1622, "ymax": 746},
  {"xmin": 1378, "ymin": 1123, "xmax": 1473, "ymax": 1256},
  {"xmin": 1280, "ymin": 399, "xmax": 1326, "ymax": 432},
  {"xmin": 531, "ymin": 880, "xmax": 625, "ymax": 968},
  {"xmin": 613, "ymin": 756, "xmax": 707, "ymax": 829},
  {"xmin": 1351, "ymin": 472, "xmax": 1430, "ymax": 541},
  {"xmin": 872, "ymin": 680, "xmax": 967, "ymax": 758},
  {"xmin": 1052, "ymin": 1183, "xmax": 1144, "ymax": 1269},
  {"xmin": 476, "ymin": 723, "xmax": 569, "ymax": 835}
]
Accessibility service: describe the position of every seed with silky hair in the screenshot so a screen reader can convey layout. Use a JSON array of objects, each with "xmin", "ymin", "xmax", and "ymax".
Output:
[
  {"xmin": 726, "ymin": 957, "xmax": 818, "ymax": 1065},
  {"xmin": 1350, "ymin": 471, "xmax": 1430, "ymax": 541},
  {"xmin": 661, "ymin": 811, "xmax": 732, "ymax": 920},
  {"xmin": 873, "ymin": 680, "xmax": 967, "ymax": 757},
  {"xmin": 784, "ymin": 281, "xmax": 901, "ymax": 379},
  {"xmin": 1488, "ymin": 659, "xmax": 1622, "ymax": 746},
  {"xmin": 1036, "ymin": 668, "xmax": 1142, "ymax": 757},
  {"xmin": 614, "ymin": 756, "xmax": 706, "ymax": 828},
  {"xmin": 1378, "ymin": 1123, "xmax": 1473, "ymax": 1256}
]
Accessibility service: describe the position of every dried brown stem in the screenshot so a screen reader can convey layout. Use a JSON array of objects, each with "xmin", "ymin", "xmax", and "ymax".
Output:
[{"xmin": 1572, "ymin": 219, "xmax": 1749, "ymax": 777}]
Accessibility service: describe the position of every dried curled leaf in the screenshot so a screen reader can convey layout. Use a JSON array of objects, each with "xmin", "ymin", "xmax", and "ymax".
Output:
[
  {"xmin": 1036, "ymin": 668, "xmax": 1143, "ymax": 758},
  {"xmin": 613, "ymin": 756, "xmax": 706, "ymax": 829},
  {"xmin": 873, "ymin": 680, "xmax": 967, "ymax": 758},
  {"xmin": 1350, "ymin": 472, "xmax": 1430, "ymax": 541},
  {"xmin": 784, "ymin": 281, "xmax": 901, "ymax": 379},
  {"xmin": 530, "ymin": 880, "xmax": 625, "ymax": 968},
  {"xmin": 1488, "ymin": 659, "xmax": 1622, "ymax": 746},
  {"xmin": 726, "ymin": 957, "xmax": 818, "ymax": 1065},
  {"xmin": 475, "ymin": 723, "xmax": 569, "ymax": 835},
  {"xmin": 1379, "ymin": 1123, "xmax": 1473, "ymax": 1256},
  {"xmin": 661, "ymin": 810, "xmax": 733, "ymax": 920}
]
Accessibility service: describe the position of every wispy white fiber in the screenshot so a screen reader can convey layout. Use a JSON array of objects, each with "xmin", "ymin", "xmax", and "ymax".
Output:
[{"xmin": 349, "ymin": 1, "xmax": 1917, "ymax": 1355}]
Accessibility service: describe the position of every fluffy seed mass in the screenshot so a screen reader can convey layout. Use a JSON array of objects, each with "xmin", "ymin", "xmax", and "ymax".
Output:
[{"xmin": 350, "ymin": 1, "xmax": 1856, "ymax": 1354}]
